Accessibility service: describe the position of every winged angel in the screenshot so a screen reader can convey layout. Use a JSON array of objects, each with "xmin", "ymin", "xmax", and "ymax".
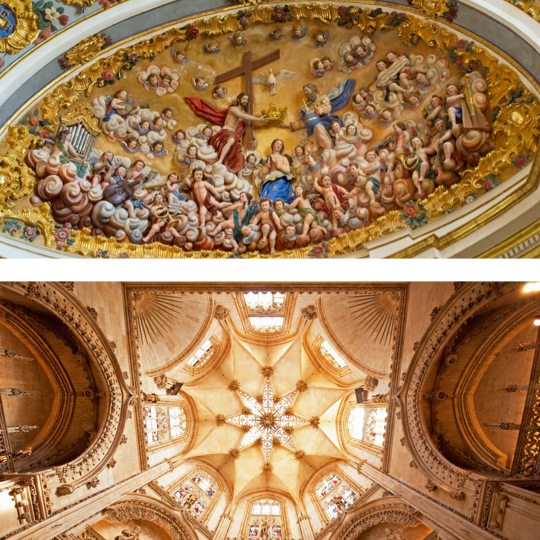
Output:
[{"xmin": 252, "ymin": 69, "xmax": 296, "ymax": 96}]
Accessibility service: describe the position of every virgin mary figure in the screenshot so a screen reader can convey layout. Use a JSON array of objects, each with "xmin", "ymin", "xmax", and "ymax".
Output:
[{"xmin": 255, "ymin": 139, "xmax": 295, "ymax": 204}]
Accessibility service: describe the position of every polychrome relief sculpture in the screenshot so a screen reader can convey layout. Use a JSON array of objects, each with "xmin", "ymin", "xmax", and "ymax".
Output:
[{"xmin": 1, "ymin": 3, "xmax": 539, "ymax": 258}]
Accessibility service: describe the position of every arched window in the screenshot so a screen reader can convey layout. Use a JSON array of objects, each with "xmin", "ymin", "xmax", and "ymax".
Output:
[
  {"xmin": 320, "ymin": 340, "xmax": 347, "ymax": 369},
  {"xmin": 248, "ymin": 500, "xmax": 282, "ymax": 538},
  {"xmin": 314, "ymin": 473, "xmax": 359, "ymax": 521},
  {"xmin": 348, "ymin": 406, "xmax": 387, "ymax": 447},
  {"xmin": 144, "ymin": 405, "xmax": 187, "ymax": 443},
  {"xmin": 173, "ymin": 471, "xmax": 218, "ymax": 519},
  {"xmin": 187, "ymin": 340, "xmax": 213, "ymax": 368}
]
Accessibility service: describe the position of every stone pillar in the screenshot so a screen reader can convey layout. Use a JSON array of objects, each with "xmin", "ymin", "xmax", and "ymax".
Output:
[
  {"xmin": 360, "ymin": 463, "xmax": 496, "ymax": 540},
  {"xmin": 297, "ymin": 516, "xmax": 315, "ymax": 540},
  {"xmin": 213, "ymin": 513, "xmax": 233, "ymax": 540},
  {"xmin": 8, "ymin": 460, "xmax": 171, "ymax": 540}
]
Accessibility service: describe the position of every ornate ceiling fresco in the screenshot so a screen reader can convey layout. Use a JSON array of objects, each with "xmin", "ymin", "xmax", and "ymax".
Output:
[
  {"xmin": 123, "ymin": 285, "xmax": 408, "ymax": 505},
  {"xmin": 0, "ymin": 1, "xmax": 539, "ymax": 258}
]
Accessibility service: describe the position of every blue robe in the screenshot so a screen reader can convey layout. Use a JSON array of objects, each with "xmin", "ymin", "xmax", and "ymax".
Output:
[{"xmin": 300, "ymin": 79, "xmax": 356, "ymax": 137}]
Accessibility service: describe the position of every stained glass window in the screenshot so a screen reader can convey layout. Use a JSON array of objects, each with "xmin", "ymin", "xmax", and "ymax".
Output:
[
  {"xmin": 144, "ymin": 406, "xmax": 159, "ymax": 443},
  {"xmin": 365, "ymin": 408, "xmax": 387, "ymax": 446},
  {"xmin": 320, "ymin": 340, "xmax": 347, "ymax": 368},
  {"xmin": 172, "ymin": 471, "xmax": 217, "ymax": 520},
  {"xmin": 192, "ymin": 501, "xmax": 205, "ymax": 517},
  {"xmin": 174, "ymin": 487, "xmax": 187, "ymax": 500},
  {"xmin": 316, "ymin": 474, "xmax": 341, "ymax": 499},
  {"xmin": 272, "ymin": 525, "xmax": 281, "ymax": 538},
  {"xmin": 249, "ymin": 317, "xmax": 284, "ymax": 332},
  {"xmin": 348, "ymin": 407, "xmax": 365, "ymax": 440},
  {"xmin": 170, "ymin": 406, "xmax": 187, "ymax": 438},
  {"xmin": 326, "ymin": 503, "xmax": 339, "ymax": 519},
  {"xmin": 187, "ymin": 340, "xmax": 213, "ymax": 367},
  {"xmin": 249, "ymin": 526, "xmax": 259, "ymax": 537}
]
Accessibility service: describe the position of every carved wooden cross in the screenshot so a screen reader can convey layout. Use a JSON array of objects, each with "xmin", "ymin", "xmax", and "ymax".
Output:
[{"xmin": 215, "ymin": 49, "xmax": 280, "ymax": 150}]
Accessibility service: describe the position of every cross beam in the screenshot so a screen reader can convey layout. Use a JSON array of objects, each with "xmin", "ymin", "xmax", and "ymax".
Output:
[{"xmin": 215, "ymin": 49, "xmax": 280, "ymax": 150}]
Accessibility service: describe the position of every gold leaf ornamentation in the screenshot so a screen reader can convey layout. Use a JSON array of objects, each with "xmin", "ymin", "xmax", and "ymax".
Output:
[
  {"xmin": 2, "ymin": 5, "xmax": 538, "ymax": 259},
  {"xmin": 63, "ymin": 33, "xmax": 109, "ymax": 70},
  {"xmin": 0, "ymin": 125, "xmax": 38, "ymax": 212},
  {"xmin": 502, "ymin": 0, "xmax": 540, "ymax": 22},
  {"xmin": 0, "ymin": 0, "xmax": 39, "ymax": 55},
  {"xmin": 408, "ymin": 0, "xmax": 450, "ymax": 18}
]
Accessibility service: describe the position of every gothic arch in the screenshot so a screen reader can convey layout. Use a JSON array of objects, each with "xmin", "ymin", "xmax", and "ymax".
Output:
[
  {"xmin": 0, "ymin": 282, "xmax": 131, "ymax": 493},
  {"xmin": 104, "ymin": 496, "xmax": 198, "ymax": 540},
  {"xmin": 303, "ymin": 463, "xmax": 364, "ymax": 527},
  {"xmin": 329, "ymin": 498, "xmax": 420, "ymax": 540},
  {"xmin": 399, "ymin": 282, "xmax": 532, "ymax": 495},
  {"xmin": 236, "ymin": 489, "xmax": 294, "ymax": 540},
  {"xmin": 167, "ymin": 460, "xmax": 231, "ymax": 525}
]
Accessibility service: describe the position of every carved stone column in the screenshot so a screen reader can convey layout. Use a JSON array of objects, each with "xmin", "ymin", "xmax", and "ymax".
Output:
[
  {"xmin": 298, "ymin": 516, "xmax": 315, "ymax": 540},
  {"xmin": 360, "ymin": 463, "xmax": 496, "ymax": 540},
  {"xmin": 213, "ymin": 513, "xmax": 232, "ymax": 540},
  {"xmin": 7, "ymin": 460, "xmax": 171, "ymax": 540}
]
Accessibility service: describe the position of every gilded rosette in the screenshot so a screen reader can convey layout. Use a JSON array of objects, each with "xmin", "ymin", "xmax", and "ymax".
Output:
[{"xmin": 0, "ymin": 0, "xmax": 40, "ymax": 54}]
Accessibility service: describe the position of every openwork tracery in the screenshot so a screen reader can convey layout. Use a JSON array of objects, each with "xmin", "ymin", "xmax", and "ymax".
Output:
[{"xmin": 228, "ymin": 379, "xmax": 308, "ymax": 460}]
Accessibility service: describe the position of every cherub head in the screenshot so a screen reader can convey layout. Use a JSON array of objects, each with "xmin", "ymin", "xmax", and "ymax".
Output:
[
  {"xmin": 393, "ymin": 121, "xmax": 406, "ymax": 134},
  {"xmin": 162, "ymin": 107, "xmax": 173, "ymax": 119},
  {"xmin": 260, "ymin": 198, "xmax": 271, "ymax": 212},
  {"xmin": 232, "ymin": 32, "xmax": 245, "ymax": 46},
  {"xmin": 315, "ymin": 31, "xmax": 326, "ymax": 44},
  {"xmin": 376, "ymin": 60, "xmax": 388, "ymax": 72},
  {"xmin": 246, "ymin": 153, "xmax": 257, "ymax": 166},
  {"xmin": 386, "ymin": 51, "xmax": 398, "ymax": 63},
  {"xmin": 365, "ymin": 104, "xmax": 376, "ymax": 116},
  {"xmin": 294, "ymin": 185, "xmax": 304, "ymax": 198},
  {"xmin": 285, "ymin": 224, "xmax": 296, "ymax": 238},
  {"xmin": 126, "ymin": 137, "xmax": 138, "ymax": 150},
  {"xmin": 293, "ymin": 25, "xmax": 304, "ymax": 38},
  {"xmin": 239, "ymin": 192, "xmax": 252, "ymax": 204},
  {"xmin": 161, "ymin": 74, "xmax": 172, "ymax": 86},
  {"xmin": 213, "ymin": 85, "xmax": 226, "ymax": 99},
  {"xmin": 446, "ymin": 84, "xmax": 459, "ymax": 96},
  {"xmin": 148, "ymin": 74, "xmax": 159, "ymax": 86},
  {"xmin": 202, "ymin": 125, "xmax": 213, "ymax": 139},
  {"xmin": 274, "ymin": 199, "xmax": 284, "ymax": 212},
  {"xmin": 322, "ymin": 57, "xmax": 333, "ymax": 70},
  {"xmin": 416, "ymin": 73, "xmax": 427, "ymax": 84},
  {"xmin": 411, "ymin": 136, "xmax": 423, "ymax": 149},
  {"xmin": 174, "ymin": 129, "xmax": 186, "ymax": 141},
  {"xmin": 206, "ymin": 41, "xmax": 219, "ymax": 53},
  {"xmin": 431, "ymin": 95, "xmax": 443, "ymax": 107},
  {"xmin": 187, "ymin": 145, "xmax": 198, "ymax": 158},
  {"xmin": 168, "ymin": 172, "xmax": 179, "ymax": 183},
  {"xmin": 154, "ymin": 118, "xmax": 165, "ymax": 129},
  {"xmin": 115, "ymin": 165, "xmax": 127, "ymax": 178},
  {"xmin": 133, "ymin": 159, "xmax": 145, "ymax": 171},
  {"xmin": 353, "ymin": 93, "xmax": 366, "ymax": 105},
  {"xmin": 140, "ymin": 120, "xmax": 150, "ymax": 131},
  {"xmin": 330, "ymin": 120, "xmax": 341, "ymax": 134},
  {"xmin": 344, "ymin": 53, "xmax": 356, "ymax": 65},
  {"xmin": 321, "ymin": 175, "xmax": 332, "ymax": 187},
  {"xmin": 153, "ymin": 142, "xmax": 164, "ymax": 153},
  {"xmin": 103, "ymin": 151, "xmax": 114, "ymax": 162},
  {"xmin": 381, "ymin": 109, "xmax": 393, "ymax": 122},
  {"xmin": 346, "ymin": 124, "xmax": 358, "ymax": 137},
  {"xmin": 116, "ymin": 89, "xmax": 128, "ymax": 100},
  {"xmin": 354, "ymin": 46, "xmax": 368, "ymax": 59},
  {"xmin": 192, "ymin": 167, "xmax": 204, "ymax": 182},
  {"xmin": 408, "ymin": 95, "xmax": 420, "ymax": 107},
  {"xmin": 240, "ymin": 225, "xmax": 253, "ymax": 238},
  {"xmin": 365, "ymin": 149, "xmax": 377, "ymax": 163},
  {"xmin": 294, "ymin": 145, "xmax": 305, "ymax": 157},
  {"xmin": 348, "ymin": 162, "xmax": 359, "ymax": 177}
]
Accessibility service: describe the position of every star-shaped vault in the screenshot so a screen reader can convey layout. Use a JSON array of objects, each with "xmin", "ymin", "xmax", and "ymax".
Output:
[
  {"xmin": 182, "ymin": 327, "xmax": 350, "ymax": 503},
  {"xmin": 228, "ymin": 379, "xmax": 309, "ymax": 460}
]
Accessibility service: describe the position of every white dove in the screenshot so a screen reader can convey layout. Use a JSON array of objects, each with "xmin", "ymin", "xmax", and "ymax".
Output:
[{"xmin": 252, "ymin": 68, "xmax": 296, "ymax": 96}]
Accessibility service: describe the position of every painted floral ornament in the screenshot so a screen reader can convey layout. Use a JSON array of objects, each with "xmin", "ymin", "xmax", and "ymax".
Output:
[{"xmin": 0, "ymin": 0, "xmax": 40, "ymax": 54}]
